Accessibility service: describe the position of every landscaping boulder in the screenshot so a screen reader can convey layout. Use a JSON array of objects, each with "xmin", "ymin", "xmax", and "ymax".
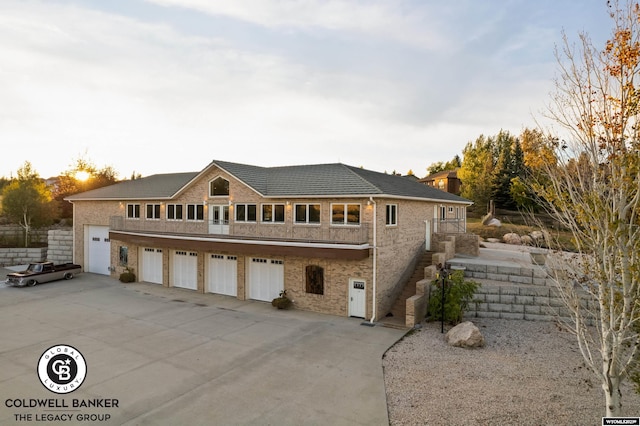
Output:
[
  {"xmin": 503, "ymin": 233, "xmax": 522, "ymax": 245},
  {"xmin": 445, "ymin": 321, "xmax": 485, "ymax": 348}
]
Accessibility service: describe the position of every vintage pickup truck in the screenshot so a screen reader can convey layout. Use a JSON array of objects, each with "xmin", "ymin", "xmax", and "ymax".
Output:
[{"xmin": 5, "ymin": 262, "xmax": 82, "ymax": 287}]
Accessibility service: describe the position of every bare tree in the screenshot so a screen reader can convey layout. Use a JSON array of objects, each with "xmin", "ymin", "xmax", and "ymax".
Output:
[{"xmin": 534, "ymin": 0, "xmax": 640, "ymax": 417}]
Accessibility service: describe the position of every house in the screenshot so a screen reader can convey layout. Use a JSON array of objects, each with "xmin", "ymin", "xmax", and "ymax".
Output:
[
  {"xmin": 66, "ymin": 160, "xmax": 472, "ymax": 321},
  {"xmin": 419, "ymin": 169, "xmax": 462, "ymax": 195}
]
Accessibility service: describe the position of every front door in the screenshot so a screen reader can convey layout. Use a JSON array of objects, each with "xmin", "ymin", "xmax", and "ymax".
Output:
[
  {"xmin": 348, "ymin": 278, "xmax": 366, "ymax": 318},
  {"xmin": 209, "ymin": 204, "xmax": 230, "ymax": 234}
]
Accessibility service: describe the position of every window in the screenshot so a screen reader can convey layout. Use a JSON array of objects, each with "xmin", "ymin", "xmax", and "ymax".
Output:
[
  {"xmin": 119, "ymin": 246, "xmax": 128, "ymax": 266},
  {"xmin": 294, "ymin": 204, "xmax": 321, "ymax": 224},
  {"xmin": 262, "ymin": 204, "xmax": 285, "ymax": 223},
  {"xmin": 331, "ymin": 204, "xmax": 360, "ymax": 225},
  {"xmin": 209, "ymin": 177, "xmax": 229, "ymax": 197},
  {"xmin": 440, "ymin": 206, "xmax": 446, "ymax": 220},
  {"xmin": 167, "ymin": 204, "xmax": 183, "ymax": 220},
  {"xmin": 235, "ymin": 204, "xmax": 257, "ymax": 222},
  {"xmin": 146, "ymin": 204, "xmax": 161, "ymax": 220},
  {"xmin": 448, "ymin": 206, "xmax": 454, "ymax": 213},
  {"xmin": 305, "ymin": 265, "xmax": 324, "ymax": 295},
  {"xmin": 186, "ymin": 204, "xmax": 204, "ymax": 221},
  {"xmin": 386, "ymin": 204, "xmax": 397, "ymax": 226},
  {"xmin": 438, "ymin": 180, "xmax": 445, "ymax": 190},
  {"xmin": 127, "ymin": 204, "xmax": 140, "ymax": 219}
]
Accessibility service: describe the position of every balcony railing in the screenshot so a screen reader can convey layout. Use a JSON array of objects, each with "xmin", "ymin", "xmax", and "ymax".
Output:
[
  {"xmin": 110, "ymin": 216, "xmax": 370, "ymax": 245},
  {"xmin": 435, "ymin": 218, "xmax": 466, "ymax": 233}
]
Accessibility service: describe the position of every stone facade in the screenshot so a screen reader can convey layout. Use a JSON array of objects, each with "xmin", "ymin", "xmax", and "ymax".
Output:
[{"xmin": 70, "ymin": 163, "xmax": 471, "ymax": 320}]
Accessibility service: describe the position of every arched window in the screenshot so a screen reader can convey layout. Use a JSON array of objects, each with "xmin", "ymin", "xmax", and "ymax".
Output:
[
  {"xmin": 305, "ymin": 265, "xmax": 324, "ymax": 295},
  {"xmin": 210, "ymin": 177, "xmax": 229, "ymax": 196}
]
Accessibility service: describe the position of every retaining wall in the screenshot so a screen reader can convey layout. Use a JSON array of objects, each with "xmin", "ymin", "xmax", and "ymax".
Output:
[
  {"xmin": 47, "ymin": 229, "xmax": 73, "ymax": 264},
  {"xmin": 0, "ymin": 247, "xmax": 47, "ymax": 266}
]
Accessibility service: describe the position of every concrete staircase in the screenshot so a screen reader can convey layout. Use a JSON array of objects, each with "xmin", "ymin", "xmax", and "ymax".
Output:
[{"xmin": 387, "ymin": 251, "xmax": 433, "ymax": 322}]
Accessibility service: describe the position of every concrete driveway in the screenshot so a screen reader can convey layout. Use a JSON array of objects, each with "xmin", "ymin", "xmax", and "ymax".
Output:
[{"xmin": 0, "ymin": 270, "xmax": 405, "ymax": 425}]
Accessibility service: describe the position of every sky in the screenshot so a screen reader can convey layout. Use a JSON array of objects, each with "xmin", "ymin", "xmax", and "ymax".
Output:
[{"xmin": 0, "ymin": 0, "xmax": 612, "ymax": 180}]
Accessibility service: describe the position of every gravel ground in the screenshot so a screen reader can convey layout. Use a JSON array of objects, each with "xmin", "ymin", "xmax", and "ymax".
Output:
[{"xmin": 383, "ymin": 318, "xmax": 640, "ymax": 425}]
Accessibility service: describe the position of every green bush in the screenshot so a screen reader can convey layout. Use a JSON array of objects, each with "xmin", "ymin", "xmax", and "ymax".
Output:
[
  {"xmin": 119, "ymin": 267, "xmax": 136, "ymax": 283},
  {"xmin": 428, "ymin": 270, "xmax": 479, "ymax": 325}
]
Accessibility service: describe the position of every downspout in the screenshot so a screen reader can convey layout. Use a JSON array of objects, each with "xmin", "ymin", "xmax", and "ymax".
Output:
[{"xmin": 369, "ymin": 196, "xmax": 377, "ymax": 323}]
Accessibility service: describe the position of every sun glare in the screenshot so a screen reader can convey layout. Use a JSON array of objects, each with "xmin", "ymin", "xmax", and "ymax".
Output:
[{"xmin": 75, "ymin": 170, "xmax": 91, "ymax": 182}]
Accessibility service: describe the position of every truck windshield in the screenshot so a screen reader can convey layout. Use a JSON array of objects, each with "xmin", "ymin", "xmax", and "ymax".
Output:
[{"xmin": 27, "ymin": 264, "xmax": 42, "ymax": 273}]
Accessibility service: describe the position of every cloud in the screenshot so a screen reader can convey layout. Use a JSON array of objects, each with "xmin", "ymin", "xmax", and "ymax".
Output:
[{"xmin": 145, "ymin": 0, "xmax": 451, "ymax": 50}]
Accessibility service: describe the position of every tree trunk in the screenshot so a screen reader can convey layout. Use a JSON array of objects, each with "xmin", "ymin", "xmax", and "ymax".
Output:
[{"xmin": 604, "ymin": 373, "xmax": 622, "ymax": 417}]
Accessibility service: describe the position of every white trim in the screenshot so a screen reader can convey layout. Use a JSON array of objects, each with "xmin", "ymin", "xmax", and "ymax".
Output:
[{"xmin": 111, "ymin": 230, "xmax": 370, "ymax": 251}]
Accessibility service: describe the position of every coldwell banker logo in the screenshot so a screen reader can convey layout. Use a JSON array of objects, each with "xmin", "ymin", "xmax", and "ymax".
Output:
[{"xmin": 37, "ymin": 345, "xmax": 87, "ymax": 394}]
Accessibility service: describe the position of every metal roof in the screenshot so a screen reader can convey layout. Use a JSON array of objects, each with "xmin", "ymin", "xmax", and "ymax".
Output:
[{"xmin": 66, "ymin": 160, "xmax": 471, "ymax": 204}]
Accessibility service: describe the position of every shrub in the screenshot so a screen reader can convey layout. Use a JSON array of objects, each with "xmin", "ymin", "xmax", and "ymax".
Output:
[
  {"xmin": 271, "ymin": 290, "xmax": 292, "ymax": 309},
  {"xmin": 428, "ymin": 270, "xmax": 479, "ymax": 325},
  {"xmin": 119, "ymin": 267, "xmax": 136, "ymax": 283}
]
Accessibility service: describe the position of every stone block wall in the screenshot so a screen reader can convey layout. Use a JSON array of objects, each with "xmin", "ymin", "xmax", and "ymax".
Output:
[
  {"xmin": 47, "ymin": 229, "xmax": 73, "ymax": 264},
  {"xmin": 432, "ymin": 232, "xmax": 479, "ymax": 257},
  {"xmin": 0, "ymin": 225, "xmax": 48, "ymax": 245},
  {"xmin": 0, "ymin": 247, "xmax": 47, "ymax": 266}
]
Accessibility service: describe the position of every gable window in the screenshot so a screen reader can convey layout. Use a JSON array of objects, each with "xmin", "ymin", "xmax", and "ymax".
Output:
[
  {"xmin": 146, "ymin": 204, "xmax": 161, "ymax": 220},
  {"xmin": 305, "ymin": 265, "xmax": 324, "ymax": 295},
  {"xmin": 262, "ymin": 204, "xmax": 285, "ymax": 223},
  {"xmin": 127, "ymin": 204, "xmax": 140, "ymax": 219},
  {"xmin": 331, "ymin": 204, "xmax": 360, "ymax": 225},
  {"xmin": 167, "ymin": 204, "xmax": 183, "ymax": 220},
  {"xmin": 186, "ymin": 204, "xmax": 204, "ymax": 221},
  {"xmin": 235, "ymin": 204, "xmax": 257, "ymax": 222},
  {"xmin": 294, "ymin": 204, "xmax": 321, "ymax": 224},
  {"xmin": 209, "ymin": 177, "xmax": 230, "ymax": 197},
  {"xmin": 386, "ymin": 204, "xmax": 397, "ymax": 226}
]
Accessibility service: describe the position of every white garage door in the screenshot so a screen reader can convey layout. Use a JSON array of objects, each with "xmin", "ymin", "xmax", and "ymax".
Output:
[
  {"xmin": 140, "ymin": 248, "xmax": 163, "ymax": 284},
  {"xmin": 172, "ymin": 251, "xmax": 198, "ymax": 290},
  {"xmin": 86, "ymin": 225, "xmax": 110, "ymax": 275},
  {"xmin": 248, "ymin": 258, "xmax": 284, "ymax": 302},
  {"xmin": 206, "ymin": 254, "xmax": 237, "ymax": 296}
]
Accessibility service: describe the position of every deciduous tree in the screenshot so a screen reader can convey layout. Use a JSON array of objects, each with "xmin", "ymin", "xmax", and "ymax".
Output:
[
  {"xmin": 1, "ymin": 162, "xmax": 56, "ymax": 246},
  {"xmin": 533, "ymin": 0, "xmax": 640, "ymax": 417}
]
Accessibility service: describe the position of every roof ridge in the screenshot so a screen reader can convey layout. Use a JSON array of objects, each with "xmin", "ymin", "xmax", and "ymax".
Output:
[{"xmin": 341, "ymin": 164, "xmax": 383, "ymax": 194}]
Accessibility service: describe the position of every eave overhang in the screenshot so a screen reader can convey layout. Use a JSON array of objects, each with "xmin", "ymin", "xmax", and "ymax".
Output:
[{"xmin": 110, "ymin": 231, "xmax": 371, "ymax": 261}]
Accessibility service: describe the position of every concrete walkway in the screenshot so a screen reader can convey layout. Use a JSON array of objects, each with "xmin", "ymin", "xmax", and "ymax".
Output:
[{"xmin": 0, "ymin": 271, "xmax": 405, "ymax": 425}]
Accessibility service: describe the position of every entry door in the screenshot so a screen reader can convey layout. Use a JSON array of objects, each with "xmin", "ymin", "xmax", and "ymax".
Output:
[
  {"xmin": 348, "ymin": 278, "xmax": 366, "ymax": 318},
  {"xmin": 172, "ymin": 251, "xmax": 198, "ymax": 290},
  {"xmin": 248, "ymin": 258, "xmax": 284, "ymax": 302},
  {"xmin": 140, "ymin": 248, "xmax": 163, "ymax": 284},
  {"xmin": 209, "ymin": 204, "xmax": 230, "ymax": 234},
  {"xmin": 86, "ymin": 225, "xmax": 110, "ymax": 275},
  {"xmin": 206, "ymin": 254, "xmax": 237, "ymax": 296}
]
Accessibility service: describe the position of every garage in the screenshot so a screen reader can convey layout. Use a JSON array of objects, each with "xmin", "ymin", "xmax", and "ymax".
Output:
[
  {"xmin": 86, "ymin": 225, "xmax": 111, "ymax": 275},
  {"xmin": 248, "ymin": 258, "xmax": 284, "ymax": 302},
  {"xmin": 206, "ymin": 254, "xmax": 237, "ymax": 296},
  {"xmin": 172, "ymin": 251, "xmax": 198, "ymax": 290},
  {"xmin": 140, "ymin": 248, "xmax": 163, "ymax": 284}
]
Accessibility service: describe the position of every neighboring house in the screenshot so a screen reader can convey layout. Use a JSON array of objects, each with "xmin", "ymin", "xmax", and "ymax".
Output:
[
  {"xmin": 66, "ymin": 160, "xmax": 471, "ymax": 321},
  {"xmin": 419, "ymin": 169, "xmax": 462, "ymax": 195}
]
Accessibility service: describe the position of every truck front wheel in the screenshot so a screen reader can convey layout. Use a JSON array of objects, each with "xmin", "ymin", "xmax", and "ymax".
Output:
[
  {"xmin": 64, "ymin": 272, "xmax": 74, "ymax": 280},
  {"xmin": 26, "ymin": 280, "xmax": 37, "ymax": 287}
]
